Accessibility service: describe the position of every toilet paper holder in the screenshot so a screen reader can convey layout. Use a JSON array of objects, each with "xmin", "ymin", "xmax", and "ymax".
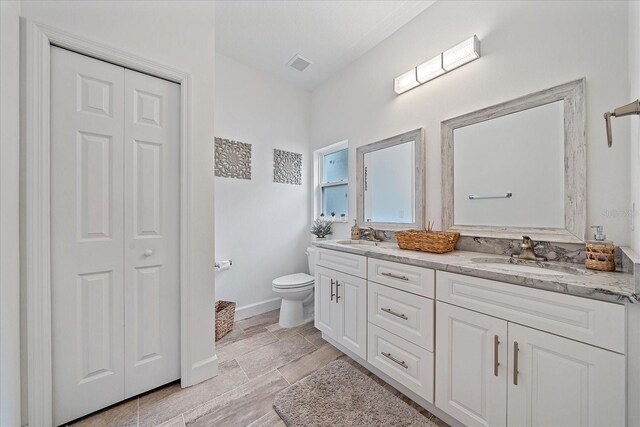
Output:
[{"xmin": 215, "ymin": 260, "xmax": 233, "ymax": 271}]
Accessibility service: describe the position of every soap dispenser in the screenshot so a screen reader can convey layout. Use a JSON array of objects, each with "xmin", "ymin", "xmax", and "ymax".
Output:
[
  {"xmin": 351, "ymin": 220, "xmax": 360, "ymax": 241},
  {"xmin": 585, "ymin": 225, "xmax": 616, "ymax": 271}
]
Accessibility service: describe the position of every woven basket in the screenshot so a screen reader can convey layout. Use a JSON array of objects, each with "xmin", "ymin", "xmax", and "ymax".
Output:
[
  {"xmin": 585, "ymin": 242, "xmax": 616, "ymax": 272},
  {"xmin": 395, "ymin": 229, "xmax": 460, "ymax": 254},
  {"xmin": 215, "ymin": 300, "xmax": 236, "ymax": 341}
]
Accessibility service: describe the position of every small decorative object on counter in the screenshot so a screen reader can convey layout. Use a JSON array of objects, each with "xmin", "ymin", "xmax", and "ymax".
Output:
[
  {"xmin": 351, "ymin": 219, "xmax": 360, "ymax": 241},
  {"xmin": 395, "ymin": 220, "xmax": 460, "ymax": 254},
  {"xmin": 585, "ymin": 225, "xmax": 616, "ymax": 272},
  {"xmin": 311, "ymin": 218, "xmax": 333, "ymax": 239},
  {"xmin": 215, "ymin": 300, "xmax": 236, "ymax": 341}
]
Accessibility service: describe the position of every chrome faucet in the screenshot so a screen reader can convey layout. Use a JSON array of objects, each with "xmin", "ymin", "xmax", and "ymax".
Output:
[
  {"xmin": 363, "ymin": 227, "xmax": 382, "ymax": 242},
  {"xmin": 511, "ymin": 236, "xmax": 547, "ymax": 261}
]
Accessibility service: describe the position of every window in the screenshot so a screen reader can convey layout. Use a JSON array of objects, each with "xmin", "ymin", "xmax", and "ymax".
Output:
[{"xmin": 315, "ymin": 142, "xmax": 348, "ymax": 219}]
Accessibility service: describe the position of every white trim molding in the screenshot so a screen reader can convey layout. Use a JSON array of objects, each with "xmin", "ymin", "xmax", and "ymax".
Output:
[{"xmin": 23, "ymin": 20, "xmax": 209, "ymax": 425}]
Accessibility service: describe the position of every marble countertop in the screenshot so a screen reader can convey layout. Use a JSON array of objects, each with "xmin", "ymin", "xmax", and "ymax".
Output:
[{"xmin": 313, "ymin": 240, "xmax": 639, "ymax": 304}]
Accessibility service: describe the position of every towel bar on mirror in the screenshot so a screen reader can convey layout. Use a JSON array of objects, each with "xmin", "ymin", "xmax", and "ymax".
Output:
[{"xmin": 468, "ymin": 193, "xmax": 512, "ymax": 200}]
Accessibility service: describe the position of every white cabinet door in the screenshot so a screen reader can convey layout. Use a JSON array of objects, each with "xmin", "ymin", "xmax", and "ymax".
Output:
[
  {"xmin": 314, "ymin": 266, "xmax": 339, "ymax": 340},
  {"xmin": 51, "ymin": 46, "xmax": 126, "ymax": 426},
  {"xmin": 123, "ymin": 68, "xmax": 180, "ymax": 398},
  {"xmin": 435, "ymin": 302, "xmax": 508, "ymax": 427},
  {"xmin": 507, "ymin": 323, "xmax": 625, "ymax": 427},
  {"xmin": 335, "ymin": 270, "xmax": 367, "ymax": 359}
]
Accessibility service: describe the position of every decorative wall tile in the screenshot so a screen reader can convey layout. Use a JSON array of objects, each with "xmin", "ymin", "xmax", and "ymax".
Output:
[
  {"xmin": 215, "ymin": 138, "xmax": 252, "ymax": 180},
  {"xmin": 273, "ymin": 149, "xmax": 302, "ymax": 185}
]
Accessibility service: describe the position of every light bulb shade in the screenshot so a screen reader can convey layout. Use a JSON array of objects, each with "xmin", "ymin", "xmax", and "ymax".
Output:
[
  {"xmin": 442, "ymin": 35, "xmax": 480, "ymax": 71},
  {"xmin": 394, "ymin": 68, "xmax": 419, "ymax": 94},
  {"xmin": 416, "ymin": 54, "xmax": 445, "ymax": 83}
]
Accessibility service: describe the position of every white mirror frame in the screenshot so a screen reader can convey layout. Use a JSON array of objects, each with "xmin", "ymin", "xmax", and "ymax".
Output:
[
  {"xmin": 441, "ymin": 79, "xmax": 586, "ymax": 243},
  {"xmin": 357, "ymin": 128, "xmax": 425, "ymax": 231}
]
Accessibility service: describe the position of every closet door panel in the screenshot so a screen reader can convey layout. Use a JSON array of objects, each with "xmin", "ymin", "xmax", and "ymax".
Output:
[
  {"xmin": 51, "ymin": 46, "xmax": 126, "ymax": 426},
  {"xmin": 123, "ymin": 69, "xmax": 181, "ymax": 397}
]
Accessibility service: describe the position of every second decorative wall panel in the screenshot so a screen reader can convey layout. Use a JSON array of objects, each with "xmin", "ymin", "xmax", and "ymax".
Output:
[{"xmin": 273, "ymin": 148, "xmax": 302, "ymax": 185}]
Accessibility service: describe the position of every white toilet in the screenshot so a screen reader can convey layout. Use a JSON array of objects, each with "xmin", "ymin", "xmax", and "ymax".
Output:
[{"xmin": 272, "ymin": 246, "xmax": 317, "ymax": 327}]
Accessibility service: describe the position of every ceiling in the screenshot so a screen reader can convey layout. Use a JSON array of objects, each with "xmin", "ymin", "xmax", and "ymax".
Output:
[{"xmin": 214, "ymin": 0, "xmax": 437, "ymax": 91}]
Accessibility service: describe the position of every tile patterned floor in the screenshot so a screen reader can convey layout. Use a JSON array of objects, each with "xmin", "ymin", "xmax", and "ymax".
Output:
[{"xmin": 69, "ymin": 309, "xmax": 447, "ymax": 427}]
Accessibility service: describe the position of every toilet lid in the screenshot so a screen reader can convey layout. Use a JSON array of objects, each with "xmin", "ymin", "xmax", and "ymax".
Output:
[{"xmin": 272, "ymin": 273, "xmax": 314, "ymax": 288}]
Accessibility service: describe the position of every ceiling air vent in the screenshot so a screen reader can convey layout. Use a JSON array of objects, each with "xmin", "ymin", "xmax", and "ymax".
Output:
[{"xmin": 287, "ymin": 54, "xmax": 312, "ymax": 72}]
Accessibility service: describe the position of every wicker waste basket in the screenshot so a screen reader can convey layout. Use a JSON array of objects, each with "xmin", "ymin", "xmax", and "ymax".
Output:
[{"xmin": 215, "ymin": 300, "xmax": 236, "ymax": 341}]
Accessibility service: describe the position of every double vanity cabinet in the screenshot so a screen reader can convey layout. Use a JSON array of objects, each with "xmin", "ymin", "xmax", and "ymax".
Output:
[{"xmin": 314, "ymin": 245, "xmax": 627, "ymax": 427}]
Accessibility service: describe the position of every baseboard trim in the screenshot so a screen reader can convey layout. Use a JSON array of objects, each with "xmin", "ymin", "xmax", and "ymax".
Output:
[
  {"xmin": 235, "ymin": 297, "xmax": 282, "ymax": 321},
  {"xmin": 322, "ymin": 334, "xmax": 464, "ymax": 427},
  {"xmin": 185, "ymin": 354, "xmax": 219, "ymax": 387}
]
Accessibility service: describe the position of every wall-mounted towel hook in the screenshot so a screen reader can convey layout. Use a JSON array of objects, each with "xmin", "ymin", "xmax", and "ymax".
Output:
[{"xmin": 604, "ymin": 99, "xmax": 640, "ymax": 147}]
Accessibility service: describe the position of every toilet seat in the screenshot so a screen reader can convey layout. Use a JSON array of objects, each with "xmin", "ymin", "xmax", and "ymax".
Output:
[{"xmin": 272, "ymin": 273, "xmax": 314, "ymax": 289}]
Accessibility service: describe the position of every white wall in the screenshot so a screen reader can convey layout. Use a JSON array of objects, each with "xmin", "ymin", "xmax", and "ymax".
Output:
[
  {"xmin": 628, "ymin": 2, "xmax": 640, "ymax": 426},
  {"xmin": 630, "ymin": 1, "xmax": 640, "ymax": 251},
  {"xmin": 214, "ymin": 54, "xmax": 311, "ymax": 318},
  {"xmin": 311, "ymin": 0, "xmax": 631, "ymax": 244},
  {"xmin": 16, "ymin": 1, "xmax": 217, "ymax": 422},
  {"xmin": 0, "ymin": 1, "xmax": 22, "ymax": 425}
]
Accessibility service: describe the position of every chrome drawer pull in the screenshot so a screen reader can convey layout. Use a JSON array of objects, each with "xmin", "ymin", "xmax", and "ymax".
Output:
[
  {"xmin": 381, "ymin": 272, "xmax": 409, "ymax": 281},
  {"xmin": 513, "ymin": 341, "xmax": 519, "ymax": 385},
  {"xmin": 381, "ymin": 351, "xmax": 408, "ymax": 369},
  {"xmin": 381, "ymin": 307, "xmax": 408, "ymax": 320},
  {"xmin": 330, "ymin": 279, "xmax": 335, "ymax": 301},
  {"xmin": 335, "ymin": 281, "xmax": 340, "ymax": 303},
  {"xmin": 494, "ymin": 335, "xmax": 500, "ymax": 377}
]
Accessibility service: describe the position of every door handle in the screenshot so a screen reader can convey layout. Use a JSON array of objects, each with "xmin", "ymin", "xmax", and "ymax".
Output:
[
  {"xmin": 513, "ymin": 341, "xmax": 519, "ymax": 385},
  {"xmin": 494, "ymin": 335, "xmax": 500, "ymax": 377},
  {"xmin": 335, "ymin": 281, "xmax": 340, "ymax": 303},
  {"xmin": 381, "ymin": 351, "xmax": 408, "ymax": 369},
  {"xmin": 144, "ymin": 249, "xmax": 154, "ymax": 257},
  {"xmin": 330, "ymin": 279, "xmax": 335, "ymax": 301},
  {"xmin": 381, "ymin": 307, "xmax": 408, "ymax": 320},
  {"xmin": 381, "ymin": 272, "xmax": 409, "ymax": 281}
]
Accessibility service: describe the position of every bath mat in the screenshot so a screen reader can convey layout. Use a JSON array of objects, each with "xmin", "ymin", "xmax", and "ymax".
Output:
[{"xmin": 273, "ymin": 359, "xmax": 432, "ymax": 427}]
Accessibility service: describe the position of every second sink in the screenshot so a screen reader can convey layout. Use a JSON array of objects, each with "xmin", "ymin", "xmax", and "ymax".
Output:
[{"xmin": 470, "ymin": 257, "xmax": 584, "ymax": 276}]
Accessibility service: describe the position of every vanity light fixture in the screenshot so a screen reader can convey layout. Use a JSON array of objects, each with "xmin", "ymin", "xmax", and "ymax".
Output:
[
  {"xmin": 394, "ymin": 68, "xmax": 420, "ymax": 94},
  {"xmin": 394, "ymin": 35, "xmax": 481, "ymax": 95},
  {"xmin": 442, "ymin": 35, "xmax": 481, "ymax": 71},
  {"xmin": 417, "ymin": 54, "xmax": 445, "ymax": 83}
]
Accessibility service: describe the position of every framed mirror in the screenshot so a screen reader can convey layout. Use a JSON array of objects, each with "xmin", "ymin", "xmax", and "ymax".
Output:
[
  {"xmin": 441, "ymin": 79, "xmax": 586, "ymax": 243},
  {"xmin": 357, "ymin": 128, "xmax": 425, "ymax": 231}
]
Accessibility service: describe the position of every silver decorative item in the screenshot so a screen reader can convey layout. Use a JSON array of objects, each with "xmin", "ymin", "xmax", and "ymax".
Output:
[
  {"xmin": 273, "ymin": 148, "xmax": 302, "ymax": 185},
  {"xmin": 214, "ymin": 137, "xmax": 252, "ymax": 180}
]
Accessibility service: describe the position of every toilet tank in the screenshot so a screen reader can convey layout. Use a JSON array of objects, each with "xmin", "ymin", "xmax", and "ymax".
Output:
[{"xmin": 307, "ymin": 246, "xmax": 317, "ymax": 276}]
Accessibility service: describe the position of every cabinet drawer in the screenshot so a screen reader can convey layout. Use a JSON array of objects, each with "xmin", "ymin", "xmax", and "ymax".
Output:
[
  {"xmin": 436, "ymin": 271, "xmax": 626, "ymax": 353},
  {"xmin": 315, "ymin": 248, "xmax": 367, "ymax": 279},
  {"xmin": 367, "ymin": 323, "xmax": 434, "ymax": 403},
  {"xmin": 368, "ymin": 282, "xmax": 434, "ymax": 351},
  {"xmin": 368, "ymin": 258, "xmax": 435, "ymax": 298}
]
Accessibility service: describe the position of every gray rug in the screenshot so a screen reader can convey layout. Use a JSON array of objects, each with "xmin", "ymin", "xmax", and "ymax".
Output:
[{"xmin": 273, "ymin": 359, "xmax": 432, "ymax": 427}]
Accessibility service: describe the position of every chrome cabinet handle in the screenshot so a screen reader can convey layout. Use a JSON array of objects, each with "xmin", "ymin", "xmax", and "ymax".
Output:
[
  {"xmin": 381, "ymin": 307, "xmax": 408, "ymax": 320},
  {"xmin": 381, "ymin": 351, "xmax": 408, "ymax": 369},
  {"xmin": 144, "ymin": 249, "xmax": 154, "ymax": 257},
  {"xmin": 330, "ymin": 279, "xmax": 335, "ymax": 302},
  {"xmin": 513, "ymin": 341, "xmax": 519, "ymax": 385},
  {"xmin": 494, "ymin": 335, "xmax": 500, "ymax": 377},
  {"xmin": 381, "ymin": 272, "xmax": 409, "ymax": 281},
  {"xmin": 335, "ymin": 281, "xmax": 340, "ymax": 303}
]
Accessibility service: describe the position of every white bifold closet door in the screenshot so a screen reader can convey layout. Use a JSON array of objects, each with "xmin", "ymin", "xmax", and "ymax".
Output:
[{"xmin": 51, "ymin": 46, "xmax": 180, "ymax": 425}]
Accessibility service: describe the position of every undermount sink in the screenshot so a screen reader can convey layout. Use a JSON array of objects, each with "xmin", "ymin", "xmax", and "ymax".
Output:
[
  {"xmin": 336, "ymin": 240, "xmax": 380, "ymax": 246},
  {"xmin": 470, "ymin": 257, "xmax": 584, "ymax": 276}
]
